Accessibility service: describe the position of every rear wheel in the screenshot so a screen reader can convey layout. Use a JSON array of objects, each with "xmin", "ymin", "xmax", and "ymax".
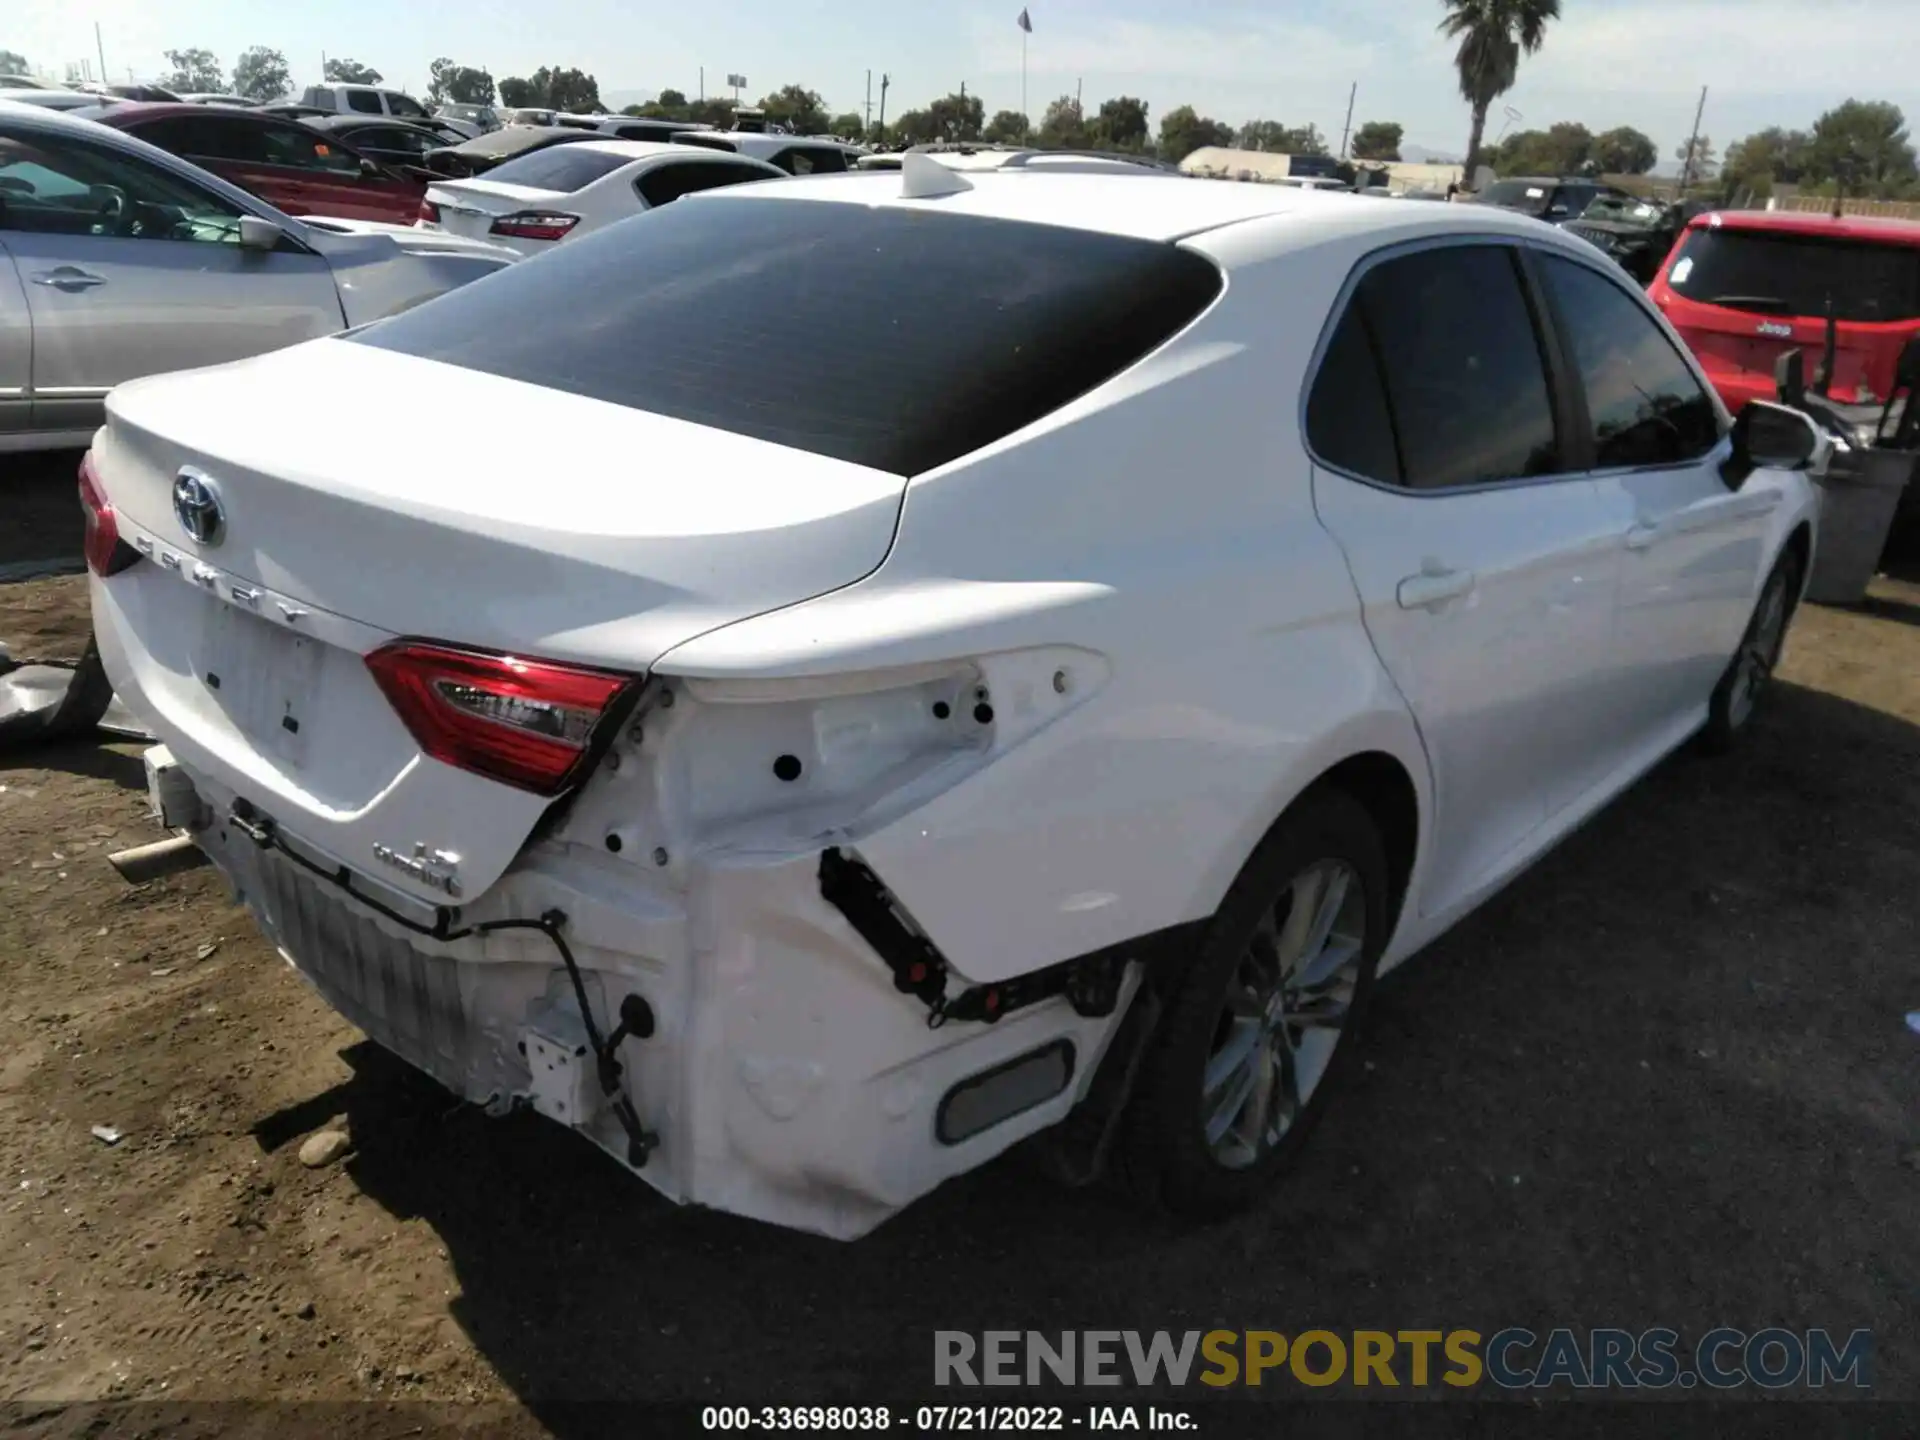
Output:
[
  {"xmin": 1701, "ymin": 550, "xmax": 1801, "ymax": 754},
  {"xmin": 1117, "ymin": 788, "xmax": 1388, "ymax": 1219}
]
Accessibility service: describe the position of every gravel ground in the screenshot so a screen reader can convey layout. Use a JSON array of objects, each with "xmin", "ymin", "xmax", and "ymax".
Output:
[{"xmin": 2, "ymin": 451, "xmax": 1917, "ymax": 1429}]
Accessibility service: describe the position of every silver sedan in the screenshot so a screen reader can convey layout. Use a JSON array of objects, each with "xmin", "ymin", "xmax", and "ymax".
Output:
[{"xmin": 1, "ymin": 100, "xmax": 520, "ymax": 453}]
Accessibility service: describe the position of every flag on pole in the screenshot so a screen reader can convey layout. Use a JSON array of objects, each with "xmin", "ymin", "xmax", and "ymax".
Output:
[{"xmin": 1017, "ymin": 8, "xmax": 1033, "ymax": 33}]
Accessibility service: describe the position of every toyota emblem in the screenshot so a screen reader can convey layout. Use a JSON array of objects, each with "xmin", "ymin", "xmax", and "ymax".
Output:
[{"xmin": 172, "ymin": 468, "xmax": 225, "ymax": 547}]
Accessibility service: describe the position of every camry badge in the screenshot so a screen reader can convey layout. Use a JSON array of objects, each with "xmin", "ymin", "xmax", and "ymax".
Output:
[{"xmin": 173, "ymin": 468, "xmax": 225, "ymax": 547}]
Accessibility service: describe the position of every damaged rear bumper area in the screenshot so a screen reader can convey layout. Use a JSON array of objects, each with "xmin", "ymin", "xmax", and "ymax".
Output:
[{"xmin": 154, "ymin": 755, "xmax": 1142, "ymax": 1240}]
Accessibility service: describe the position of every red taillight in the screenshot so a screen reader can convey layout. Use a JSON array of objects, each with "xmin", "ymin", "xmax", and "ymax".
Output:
[
  {"xmin": 418, "ymin": 198, "xmax": 441, "ymax": 224},
  {"xmin": 364, "ymin": 642, "xmax": 633, "ymax": 796},
  {"xmin": 78, "ymin": 452, "xmax": 138, "ymax": 577},
  {"xmin": 488, "ymin": 211, "xmax": 580, "ymax": 242}
]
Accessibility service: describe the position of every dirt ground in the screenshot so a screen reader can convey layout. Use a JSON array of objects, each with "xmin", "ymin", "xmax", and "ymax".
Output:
[{"xmin": 3, "ymin": 450, "xmax": 1918, "ymax": 1428}]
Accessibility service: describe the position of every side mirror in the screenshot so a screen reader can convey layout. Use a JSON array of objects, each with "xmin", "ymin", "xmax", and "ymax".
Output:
[
  {"xmin": 360, "ymin": 157, "xmax": 384, "ymax": 179},
  {"xmin": 237, "ymin": 215, "xmax": 283, "ymax": 251},
  {"xmin": 1720, "ymin": 400, "xmax": 1828, "ymax": 489},
  {"xmin": 1547, "ymin": 203, "xmax": 1570, "ymax": 219}
]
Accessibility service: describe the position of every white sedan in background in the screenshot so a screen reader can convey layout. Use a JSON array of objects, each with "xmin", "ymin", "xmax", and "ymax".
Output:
[
  {"xmin": 416, "ymin": 139, "xmax": 783, "ymax": 253},
  {"xmin": 85, "ymin": 160, "xmax": 1824, "ymax": 1239}
]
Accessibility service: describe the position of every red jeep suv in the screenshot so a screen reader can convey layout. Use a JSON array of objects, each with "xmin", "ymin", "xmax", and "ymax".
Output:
[{"xmin": 1650, "ymin": 209, "xmax": 1920, "ymax": 412}]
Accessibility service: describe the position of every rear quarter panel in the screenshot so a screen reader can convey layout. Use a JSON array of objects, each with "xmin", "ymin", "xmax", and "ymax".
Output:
[{"xmin": 658, "ymin": 230, "xmax": 1434, "ymax": 983}]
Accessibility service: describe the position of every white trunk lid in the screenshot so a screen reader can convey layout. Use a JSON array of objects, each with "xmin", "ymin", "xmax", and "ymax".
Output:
[
  {"xmin": 425, "ymin": 179, "xmax": 565, "ymax": 239},
  {"xmin": 90, "ymin": 338, "xmax": 905, "ymax": 906}
]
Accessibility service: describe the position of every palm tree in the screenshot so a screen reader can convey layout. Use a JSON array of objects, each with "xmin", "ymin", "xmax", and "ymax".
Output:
[{"xmin": 1439, "ymin": 0, "xmax": 1561, "ymax": 185}]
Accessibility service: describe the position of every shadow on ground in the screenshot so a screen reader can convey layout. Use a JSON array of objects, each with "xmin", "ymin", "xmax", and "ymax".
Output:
[{"xmin": 245, "ymin": 676, "xmax": 1920, "ymax": 1422}]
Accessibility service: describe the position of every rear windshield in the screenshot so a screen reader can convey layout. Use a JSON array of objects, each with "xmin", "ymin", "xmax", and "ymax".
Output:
[
  {"xmin": 483, "ymin": 145, "xmax": 634, "ymax": 191},
  {"xmin": 1668, "ymin": 226, "xmax": 1920, "ymax": 323},
  {"xmin": 349, "ymin": 197, "xmax": 1223, "ymax": 475}
]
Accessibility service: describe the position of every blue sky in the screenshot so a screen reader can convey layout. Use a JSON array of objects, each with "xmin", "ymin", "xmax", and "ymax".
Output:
[{"xmin": 9, "ymin": 0, "xmax": 1915, "ymax": 159}]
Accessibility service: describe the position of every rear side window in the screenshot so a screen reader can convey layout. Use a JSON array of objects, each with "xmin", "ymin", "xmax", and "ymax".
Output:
[
  {"xmin": 773, "ymin": 146, "xmax": 847, "ymax": 175},
  {"xmin": 1539, "ymin": 254, "xmax": 1722, "ymax": 468},
  {"xmin": 346, "ymin": 89, "xmax": 382, "ymax": 114},
  {"xmin": 636, "ymin": 160, "xmax": 766, "ymax": 207},
  {"xmin": 1332, "ymin": 245, "xmax": 1562, "ymax": 490},
  {"xmin": 1665, "ymin": 226, "xmax": 1920, "ymax": 324},
  {"xmin": 387, "ymin": 93, "xmax": 427, "ymax": 119},
  {"xmin": 351, "ymin": 197, "xmax": 1224, "ymax": 475},
  {"xmin": 484, "ymin": 146, "xmax": 634, "ymax": 192},
  {"xmin": 1306, "ymin": 305, "xmax": 1400, "ymax": 484}
]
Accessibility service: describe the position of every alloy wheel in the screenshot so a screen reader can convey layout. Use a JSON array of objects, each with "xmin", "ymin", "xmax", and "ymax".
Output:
[
  {"xmin": 1201, "ymin": 858, "xmax": 1367, "ymax": 1170},
  {"xmin": 1727, "ymin": 571, "xmax": 1790, "ymax": 729}
]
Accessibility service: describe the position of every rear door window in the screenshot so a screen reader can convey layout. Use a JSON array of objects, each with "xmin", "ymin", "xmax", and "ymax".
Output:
[
  {"xmin": 635, "ymin": 160, "xmax": 767, "ymax": 207},
  {"xmin": 351, "ymin": 197, "xmax": 1224, "ymax": 474},
  {"xmin": 1539, "ymin": 254, "xmax": 1722, "ymax": 469},
  {"xmin": 1349, "ymin": 245, "xmax": 1563, "ymax": 489},
  {"xmin": 1305, "ymin": 303, "xmax": 1401, "ymax": 484},
  {"xmin": 1664, "ymin": 226, "xmax": 1920, "ymax": 324}
]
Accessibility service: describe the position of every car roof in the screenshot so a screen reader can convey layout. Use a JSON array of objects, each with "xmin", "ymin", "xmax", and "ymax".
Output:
[
  {"xmin": 691, "ymin": 167, "xmax": 1567, "ymax": 250},
  {"xmin": 1683, "ymin": 208, "xmax": 1920, "ymax": 244},
  {"xmin": 0, "ymin": 89, "xmax": 115, "ymax": 108}
]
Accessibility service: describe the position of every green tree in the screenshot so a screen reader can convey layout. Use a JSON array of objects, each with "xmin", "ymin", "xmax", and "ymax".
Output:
[
  {"xmin": 892, "ymin": 108, "xmax": 937, "ymax": 145},
  {"xmin": 502, "ymin": 65, "xmax": 601, "ymax": 112},
  {"xmin": 1438, "ymin": 0, "xmax": 1561, "ymax": 181},
  {"xmin": 1158, "ymin": 105, "xmax": 1233, "ymax": 163},
  {"xmin": 160, "ymin": 48, "xmax": 224, "ymax": 92},
  {"xmin": 1350, "ymin": 120, "xmax": 1404, "ymax": 161},
  {"xmin": 1496, "ymin": 120, "xmax": 1590, "ymax": 174},
  {"xmin": 926, "ymin": 91, "xmax": 985, "ymax": 142},
  {"xmin": 687, "ymin": 97, "xmax": 735, "ymax": 129},
  {"xmin": 1036, "ymin": 95, "xmax": 1086, "ymax": 149},
  {"xmin": 760, "ymin": 84, "xmax": 826, "ymax": 134},
  {"xmin": 984, "ymin": 109, "xmax": 1031, "ymax": 144},
  {"xmin": 322, "ymin": 58, "xmax": 382, "ymax": 85},
  {"xmin": 1086, "ymin": 96, "xmax": 1149, "ymax": 152},
  {"xmin": 427, "ymin": 58, "xmax": 495, "ymax": 107},
  {"xmin": 1676, "ymin": 133, "xmax": 1717, "ymax": 187},
  {"xmin": 1238, "ymin": 119, "xmax": 1327, "ymax": 155},
  {"xmin": 229, "ymin": 46, "xmax": 289, "ymax": 102},
  {"xmin": 0, "ymin": 49, "xmax": 30, "ymax": 75},
  {"xmin": 1807, "ymin": 100, "xmax": 1917, "ymax": 197},
  {"xmin": 1721, "ymin": 126, "xmax": 1812, "ymax": 200},
  {"xmin": 1590, "ymin": 125, "xmax": 1657, "ymax": 174},
  {"xmin": 828, "ymin": 111, "xmax": 865, "ymax": 139}
]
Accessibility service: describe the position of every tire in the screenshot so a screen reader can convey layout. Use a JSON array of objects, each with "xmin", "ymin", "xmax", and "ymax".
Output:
[
  {"xmin": 1699, "ymin": 549, "xmax": 1802, "ymax": 755},
  {"xmin": 1116, "ymin": 787, "xmax": 1389, "ymax": 1220}
]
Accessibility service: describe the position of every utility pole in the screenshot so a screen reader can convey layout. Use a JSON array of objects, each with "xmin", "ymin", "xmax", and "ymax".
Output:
[
  {"xmin": 699, "ymin": 66, "xmax": 704, "ymax": 101},
  {"xmin": 865, "ymin": 69, "xmax": 872, "ymax": 134},
  {"xmin": 1680, "ymin": 84, "xmax": 1708, "ymax": 194},
  {"xmin": 878, "ymin": 73, "xmax": 890, "ymax": 135},
  {"xmin": 95, "ymin": 24, "xmax": 107, "ymax": 88},
  {"xmin": 321, "ymin": 50, "xmax": 329, "ymax": 83},
  {"xmin": 1339, "ymin": 81, "xmax": 1357, "ymax": 159},
  {"xmin": 1075, "ymin": 76, "xmax": 1082, "ymax": 118}
]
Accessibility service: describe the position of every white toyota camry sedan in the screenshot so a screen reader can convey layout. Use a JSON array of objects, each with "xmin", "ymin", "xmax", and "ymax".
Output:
[{"xmin": 84, "ymin": 159, "xmax": 1824, "ymax": 1239}]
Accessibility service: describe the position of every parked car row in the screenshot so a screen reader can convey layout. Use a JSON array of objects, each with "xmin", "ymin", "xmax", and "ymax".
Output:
[{"xmin": 0, "ymin": 100, "xmax": 518, "ymax": 451}]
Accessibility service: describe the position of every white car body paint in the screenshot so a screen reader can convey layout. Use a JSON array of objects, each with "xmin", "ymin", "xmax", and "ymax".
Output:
[
  {"xmin": 416, "ymin": 140, "xmax": 783, "ymax": 256},
  {"xmin": 88, "ymin": 172, "xmax": 1820, "ymax": 1238}
]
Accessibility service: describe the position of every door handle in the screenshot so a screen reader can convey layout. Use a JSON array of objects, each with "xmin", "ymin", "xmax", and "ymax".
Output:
[
  {"xmin": 30, "ymin": 267, "xmax": 107, "ymax": 293},
  {"xmin": 1624, "ymin": 520, "xmax": 1662, "ymax": 551},
  {"xmin": 1396, "ymin": 566, "xmax": 1477, "ymax": 611}
]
